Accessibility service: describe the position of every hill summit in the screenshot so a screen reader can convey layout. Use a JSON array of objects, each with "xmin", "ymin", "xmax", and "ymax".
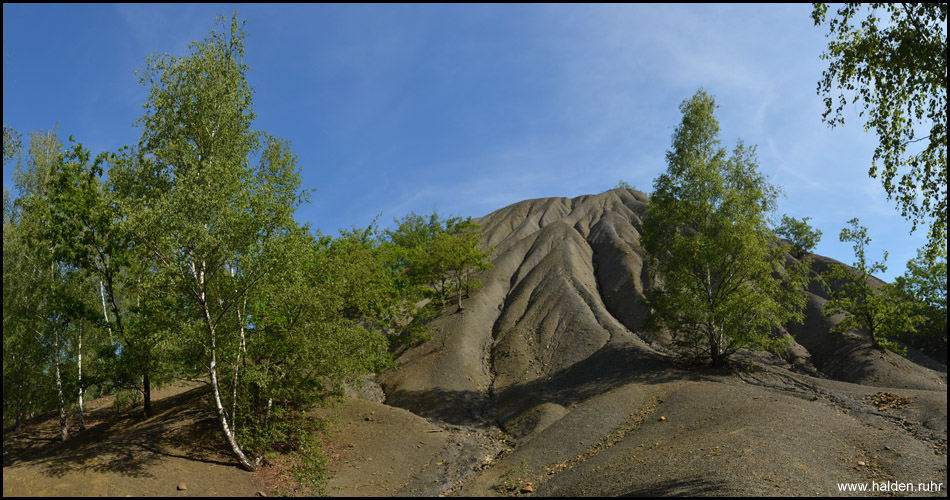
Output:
[{"xmin": 368, "ymin": 188, "xmax": 946, "ymax": 496}]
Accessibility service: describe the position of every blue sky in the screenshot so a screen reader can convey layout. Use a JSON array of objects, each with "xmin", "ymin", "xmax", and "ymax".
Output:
[{"xmin": 3, "ymin": 4, "xmax": 935, "ymax": 281}]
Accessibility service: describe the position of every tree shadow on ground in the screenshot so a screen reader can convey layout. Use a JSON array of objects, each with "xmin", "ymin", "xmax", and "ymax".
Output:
[
  {"xmin": 385, "ymin": 339, "xmax": 730, "ymax": 427},
  {"xmin": 621, "ymin": 477, "xmax": 731, "ymax": 496},
  {"xmin": 4, "ymin": 384, "xmax": 239, "ymax": 479}
]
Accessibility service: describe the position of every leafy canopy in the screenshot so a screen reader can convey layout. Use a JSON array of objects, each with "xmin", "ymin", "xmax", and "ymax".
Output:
[
  {"xmin": 821, "ymin": 218, "xmax": 925, "ymax": 355},
  {"xmin": 641, "ymin": 89, "xmax": 810, "ymax": 367},
  {"xmin": 384, "ymin": 212, "xmax": 493, "ymax": 314},
  {"xmin": 775, "ymin": 215, "xmax": 822, "ymax": 258},
  {"xmin": 892, "ymin": 246, "xmax": 947, "ymax": 350},
  {"xmin": 813, "ymin": 3, "xmax": 948, "ymax": 260}
]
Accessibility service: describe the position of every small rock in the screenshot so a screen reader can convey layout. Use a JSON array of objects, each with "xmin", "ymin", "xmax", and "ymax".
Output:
[
  {"xmin": 520, "ymin": 484, "xmax": 535, "ymax": 493},
  {"xmin": 256, "ymin": 491, "xmax": 267, "ymax": 497},
  {"xmin": 857, "ymin": 461, "xmax": 866, "ymax": 467},
  {"xmin": 658, "ymin": 416, "xmax": 666, "ymax": 421},
  {"xmin": 177, "ymin": 482, "xmax": 187, "ymax": 491}
]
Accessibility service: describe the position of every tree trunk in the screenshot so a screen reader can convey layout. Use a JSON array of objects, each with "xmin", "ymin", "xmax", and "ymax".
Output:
[
  {"xmin": 210, "ymin": 324, "xmax": 258, "ymax": 471},
  {"xmin": 54, "ymin": 333, "xmax": 68, "ymax": 442},
  {"xmin": 263, "ymin": 398, "xmax": 273, "ymax": 427},
  {"xmin": 709, "ymin": 327, "xmax": 726, "ymax": 368},
  {"xmin": 195, "ymin": 260, "xmax": 257, "ymax": 472},
  {"xmin": 143, "ymin": 372, "xmax": 152, "ymax": 418},
  {"xmin": 78, "ymin": 323, "xmax": 86, "ymax": 432},
  {"xmin": 230, "ymin": 267, "xmax": 247, "ymax": 430},
  {"xmin": 99, "ymin": 279, "xmax": 113, "ymax": 344}
]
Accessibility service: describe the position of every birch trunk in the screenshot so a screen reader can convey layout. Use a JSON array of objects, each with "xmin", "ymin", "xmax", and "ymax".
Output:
[
  {"xmin": 194, "ymin": 260, "xmax": 257, "ymax": 472},
  {"xmin": 78, "ymin": 323, "xmax": 86, "ymax": 432},
  {"xmin": 263, "ymin": 398, "xmax": 273, "ymax": 427},
  {"xmin": 209, "ymin": 317, "xmax": 258, "ymax": 471},
  {"xmin": 230, "ymin": 266, "xmax": 247, "ymax": 430},
  {"xmin": 99, "ymin": 279, "xmax": 113, "ymax": 344},
  {"xmin": 53, "ymin": 331, "xmax": 68, "ymax": 442}
]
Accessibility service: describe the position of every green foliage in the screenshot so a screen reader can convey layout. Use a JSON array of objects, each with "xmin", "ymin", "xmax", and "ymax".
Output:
[
  {"xmin": 383, "ymin": 212, "xmax": 493, "ymax": 321},
  {"xmin": 813, "ymin": 3, "xmax": 948, "ymax": 260},
  {"xmin": 3, "ymin": 125, "xmax": 21, "ymax": 165},
  {"xmin": 497, "ymin": 457, "xmax": 532, "ymax": 493},
  {"xmin": 821, "ymin": 218, "xmax": 925, "ymax": 354},
  {"xmin": 124, "ymin": 12, "xmax": 316, "ymax": 470},
  {"xmin": 5, "ymin": 128, "xmax": 62, "ymax": 428},
  {"xmin": 2, "ymin": 127, "xmax": 109, "ymax": 431},
  {"xmin": 775, "ymin": 215, "xmax": 822, "ymax": 258},
  {"xmin": 1, "ymin": 10, "xmax": 492, "ymax": 482},
  {"xmin": 892, "ymin": 247, "xmax": 947, "ymax": 350},
  {"xmin": 641, "ymin": 90, "xmax": 810, "ymax": 367},
  {"xmin": 615, "ymin": 179, "xmax": 634, "ymax": 190},
  {"xmin": 119, "ymin": 12, "xmax": 400, "ymax": 472}
]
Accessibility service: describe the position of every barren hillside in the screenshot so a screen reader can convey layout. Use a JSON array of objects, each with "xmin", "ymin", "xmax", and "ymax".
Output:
[{"xmin": 366, "ymin": 188, "xmax": 947, "ymax": 496}]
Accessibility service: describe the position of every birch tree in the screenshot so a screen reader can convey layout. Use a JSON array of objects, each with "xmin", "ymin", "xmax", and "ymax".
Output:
[
  {"xmin": 821, "ymin": 218, "xmax": 925, "ymax": 354},
  {"xmin": 42, "ymin": 142, "xmax": 161, "ymax": 418},
  {"xmin": 5, "ymin": 128, "xmax": 77, "ymax": 438},
  {"xmin": 641, "ymin": 90, "xmax": 810, "ymax": 367},
  {"xmin": 127, "ymin": 13, "xmax": 309, "ymax": 471},
  {"xmin": 813, "ymin": 3, "xmax": 947, "ymax": 260}
]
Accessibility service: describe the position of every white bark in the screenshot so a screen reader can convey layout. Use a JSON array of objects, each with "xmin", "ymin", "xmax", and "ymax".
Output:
[
  {"xmin": 194, "ymin": 259, "xmax": 258, "ymax": 471},
  {"xmin": 99, "ymin": 279, "xmax": 113, "ymax": 344},
  {"xmin": 263, "ymin": 398, "xmax": 273, "ymax": 427},
  {"xmin": 53, "ymin": 331, "xmax": 68, "ymax": 442},
  {"xmin": 78, "ymin": 323, "xmax": 86, "ymax": 432},
  {"xmin": 229, "ymin": 266, "xmax": 247, "ymax": 429}
]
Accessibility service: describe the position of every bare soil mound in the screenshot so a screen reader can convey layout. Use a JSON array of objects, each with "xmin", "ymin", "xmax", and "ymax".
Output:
[{"xmin": 371, "ymin": 188, "xmax": 947, "ymax": 496}]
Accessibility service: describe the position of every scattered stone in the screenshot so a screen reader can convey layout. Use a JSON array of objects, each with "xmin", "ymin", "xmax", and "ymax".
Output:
[
  {"xmin": 659, "ymin": 416, "xmax": 666, "ymax": 421},
  {"xmin": 256, "ymin": 491, "xmax": 267, "ymax": 497},
  {"xmin": 177, "ymin": 482, "xmax": 187, "ymax": 491},
  {"xmin": 863, "ymin": 392, "xmax": 911, "ymax": 411},
  {"xmin": 857, "ymin": 461, "xmax": 866, "ymax": 467},
  {"xmin": 521, "ymin": 483, "xmax": 535, "ymax": 493}
]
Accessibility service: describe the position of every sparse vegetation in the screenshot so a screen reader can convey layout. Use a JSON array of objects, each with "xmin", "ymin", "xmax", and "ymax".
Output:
[
  {"xmin": 776, "ymin": 215, "xmax": 823, "ymax": 258},
  {"xmin": 821, "ymin": 218, "xmax": 925, "ymax": 354},
  {"xmin": 497, "ymin": 457, "xmax": 532, "ymax": 493}
]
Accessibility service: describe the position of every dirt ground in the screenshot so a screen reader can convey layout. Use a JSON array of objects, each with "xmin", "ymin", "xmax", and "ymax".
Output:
[
  {"xmin": 3, "ymin": 361, "xmax": 947, "ymax": 497},
  {"xmin": 3, "ymin": 381, "xmax": 272, "ymax": 497}
]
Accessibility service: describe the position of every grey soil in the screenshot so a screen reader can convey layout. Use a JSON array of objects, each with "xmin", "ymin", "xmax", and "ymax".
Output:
[{"xmin": 4, "ymin": 189, "xmax": 947, "ymax": 497}]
